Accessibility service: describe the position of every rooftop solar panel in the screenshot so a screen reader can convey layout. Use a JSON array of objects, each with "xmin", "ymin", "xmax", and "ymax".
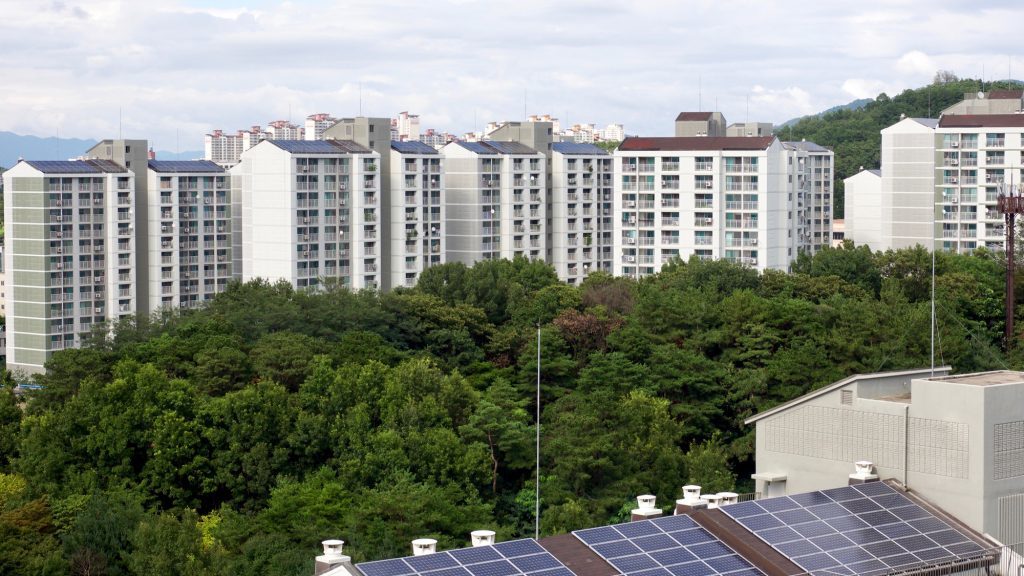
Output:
[
  {"xmin": 719, "ymin": 482, "xmax": 990, "ymax": 576},
  {"xmin": 356, "ymin": 539, "xmax": 571, "ymax": 576},
  {"xmin": 391, "ymin": 141, "xmax": 439, "ymax": 154},
  {"xmin": 551, "ymin": 142, "xmax": 610, "ymax": 156},
  {"xmin": 148, "ymin": 160, "xmax": 224, "ymax": 173},
  {"xmin": 573, "ymin": 516, "xmax": 766, "ymax": 576}
]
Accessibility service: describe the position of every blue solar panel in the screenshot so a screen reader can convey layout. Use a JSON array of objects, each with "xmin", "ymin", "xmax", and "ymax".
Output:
[
  {"xmin": 719, "ymin": 483, "xmax": 988, "ymax": 576},
  {"xmin": 720, "ymin": 501, "xmax": 764, "ymax": 518},
  {"xmin": 551, "ymin": 142, "xmax": 610, "ymax": 156},
  {"xmin": 572, "ymin": 516, "xmax": 765, "ymax": 576},
  {"xmin": 391, "ymin": 141, "xmax": 439, "ymax": 155},
  {"xmin": 356, "ymin": 539, "xmax": 571, "ymax": 576}
]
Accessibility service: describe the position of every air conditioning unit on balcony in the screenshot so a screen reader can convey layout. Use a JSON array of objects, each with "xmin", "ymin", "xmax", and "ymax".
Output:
[
  {"xmin": 303, "ymin": 217, "xmax": 310, "ymax": 223},
  {"xmin": 750, "ymin": 239, "xmax": 758, "ymax": 245},
  {"xmin": 950, "ymin": 160, "xmax": 959, "ymax": 166},
  {"xmin": 627, "ymin": 237, "xmax": 636, "ymax": 244},
  {"xmin": 952, "ymin": 198, "xmax": 959, "ymax": 203},
  {"xmin": 951, "ymin": 142, "xmax": 959, "ymax": 148},
  {"xmin": 950, "ymin": 178, "xmax": 958, "ymax": 183},
  {"xmin": 56, "ymin": 247, "xmax": 63, "ymax": 254},
  {"xmin": 56, "ymin": 262, "xmax": 63, "ymax": 269},
  {"xmin": 57, "ymin": 232, "xmax": 63, "ymax": 238},
  {"xmin": 705, "ymin": 182, "xmax": 713, "ymax": 189},
  {"xmin": 204, "ymin": 198, "xmax": 211, "ymax": 204},
  {"xmin": 303, "ymin": 251, "xmax": 310, "ymax": 258},
  {"xmin": 626, "ymin": 256, "xmax": 635, "ymax": 262}
]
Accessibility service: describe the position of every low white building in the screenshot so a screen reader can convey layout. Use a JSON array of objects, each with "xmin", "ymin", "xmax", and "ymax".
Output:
[
  {"xmin": 843, "ymin": 168, "xmax": 882, "ymax": 250},
  {"xmin": 747, "ymin": 368, "xmax": 1024, "ymax": 545}
]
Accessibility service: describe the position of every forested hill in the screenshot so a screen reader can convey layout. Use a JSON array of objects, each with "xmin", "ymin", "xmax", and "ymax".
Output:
[
  {"xmin": 0, "ymin": 247, "xmax": 1018, "ymax": 574},
  {"xmin": 775, "ymin": 78, "xmax": 1023, "ymax": 218}
]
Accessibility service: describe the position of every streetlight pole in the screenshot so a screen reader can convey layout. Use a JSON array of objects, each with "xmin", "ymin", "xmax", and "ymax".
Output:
[{"xmin": 535, "ymin": 323, "xmax": 541, "ymax": 539}]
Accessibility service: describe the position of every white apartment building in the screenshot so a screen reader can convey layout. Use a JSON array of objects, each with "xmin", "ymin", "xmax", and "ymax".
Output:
[
  {"xmin": 550, "ymin": 142, "xmax": 614, "ymax": 283},
  {"xmin": 935, "ymin": 114, "xmax": 1024, "ymax": 253},
  {"xmin": 845, "ymin": 92, "xmax": 1024, "ymax": 253},
  {"xmin": 3, "ymin": 159, "xmax": 137, "ymax": 373},
  {"xmin": 146, "ymin": 161, "xmax": 233, "ymax": 312},
  {"xmin": 442, "ymin": 141, "xmax": 547, "ymax": 264},
  {"xmin": 267, "ymin": 120, "xmax": 304, "ymax": 140},
  {"xmin": 843, "ymin": 168, "xmax": 882, "ymax": 250},
  {"xmin": 205, "ymin": 129, "xmax": 248, "ymax": 167},
  {"xmin": 305, "ymin": 113, "xmax": 338, "ymax": 141},
  {"xmin": 612, "ymin": 136, "xmax": 827, "ymax": 276},
  {"xmin": 396, "ymin": 111, "xmax": 421, "ymax": 141},
  {"xmin": 599, "ymin": 123, "xmax": 625, "ymax": 142},
  {"xmin": 785, "ymin": 140, "xmax": 835, "ymax": 253},
  {"xmin": 389, "ymin": 141, "xmax": 444, "ymax": 289},
  {"xmin": 232, "ymin": 140, "xmax": 381, "ymax": 291}
]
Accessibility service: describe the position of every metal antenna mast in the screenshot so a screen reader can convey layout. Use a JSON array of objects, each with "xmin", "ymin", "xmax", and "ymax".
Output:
[{"xmin": 998, "ymin": 175, "xmax": 1023, "ymax": 347}]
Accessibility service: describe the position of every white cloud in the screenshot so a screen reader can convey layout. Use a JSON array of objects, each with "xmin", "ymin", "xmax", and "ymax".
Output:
[{"xmin": 1, "ymin": 0, "xmax": 1023, "ymax": 151}]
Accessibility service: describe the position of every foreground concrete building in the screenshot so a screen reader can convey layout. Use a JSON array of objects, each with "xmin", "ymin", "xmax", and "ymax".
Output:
[
  {"xmin": 3, "ymin": 159, "xmax": 137, "ymax": 373},
  {"xmin": 748, "ymin": 368, "xmax": 1024, "ymax": 545}
]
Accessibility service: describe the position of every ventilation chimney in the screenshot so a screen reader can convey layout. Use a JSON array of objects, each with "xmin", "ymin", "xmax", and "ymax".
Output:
[
  {"xmin": 849, "ymin": 460, "xmax": 879, "ymax": 485},
  {"xmin": 412, "ymin": 539, "xmax": 438, "ymax": 556},
  {"xmin": 674, "ymin": 485, "xmax": 707, "ymax": 515},
  {"xmin": 700, "ymin": 494, "xmax": 722, "ymax": 509},
  {"xmin": 314, "ymin": 540, "xmax": 351, "ymax": 576},
  {"xmin": 717, "ymin": 492, "xmax": 739, "ymax": 506},
  {"xmin": 471, "ymin": 530, "xmax": 496, "ymax": 547},
  {"xmin": 631, "ymin": 494, "xmax": 662, "ymax": 521}
]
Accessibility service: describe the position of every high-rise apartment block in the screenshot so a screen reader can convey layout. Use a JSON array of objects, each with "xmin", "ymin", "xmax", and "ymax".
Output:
[
  {"xmin": 3, "ymin": 159, "xmax": 137, "ymax": 373},
  {"xmin": 442, "ymin": 141, "xmax": 547, "ymax": 263},
  {"xmin": 550, "ymin": 142, "xmax": 614, "ymax": 283},
  {"xmin": 844, "ymin": 89, "xmax": 1024, "ymax": 253},
  {"xmin": 146, "ymin": 161, "xmax": 233, "ymax": 312},
  {"xmin": 389, "ymin": 141, "xmax": 444, "ymax": 288},
  {"xmin": 396, "ymin": 111, "xmax": 420, "ymax": 142},
  {"xmin": 305, "ymin": 114, "xmax": 339, "ymax": 141},
  {"xmin": 612, "ymin": 136, "xmax": 832, "ymax": 276},
  {"xmin": 232, "ymin": 140, "xmax": 381, "ymax": 290}
]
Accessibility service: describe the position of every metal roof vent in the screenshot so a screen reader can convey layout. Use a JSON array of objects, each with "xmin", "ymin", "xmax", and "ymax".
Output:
[
  {"xmin": 471, "ymin": 530, "xmax": 496, "ymax": 547},
  {"xmin": 717, "ymin": 492, "xmax": 739, "ymax": 506},
  {"xmin": 412, "ymin": 539, "xmax": 437, "ymax": 556}
]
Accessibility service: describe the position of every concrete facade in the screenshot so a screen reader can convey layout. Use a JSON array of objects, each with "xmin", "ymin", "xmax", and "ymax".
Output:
[
  {"xmin": 550, "ymin": 143, "xmax": 615, "ymax": 283},
  {"xmin": 843, "ymin": 169, "xmax": 882, "ymax": 250},
  {"xmin": 748, "ymin": 368, "xmax": 1024, "ymax": 544},
  {"xmin": 388, "ymin": 142, "xmax": 444, "ymax": 289},
  {"xmin": 3, "ymin": 160, "xmax": 137, "ymax": 373},
  {"xmin": 146, "ymin": 161, "xmax": 233, "ymax": 313},
  {"xmin": 441, "ymin": 141, "xmax": 547, "ymax": 264},
  {"xmin": 232, "ymin": 140, "xmax": 381, "ymax": 291},
  {"xmin": 611, "ymin": 136, "xmax": 830, "ymax": 276},
  {"xmin": 675, "ymin": 112, "xmax": 727, "ymax": 137}
]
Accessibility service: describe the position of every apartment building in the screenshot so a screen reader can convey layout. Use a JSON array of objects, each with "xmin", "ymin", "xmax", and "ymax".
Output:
[
  {"xmin": 389, "ymin": 141, "xmax": 444, "ymax": 289},
  {"xmin": 935, "ymin": 114, "xmax": 1024, "ymax": 253},
  {"xmin": 305, "ymin": 114, "xmax": 338, "ymax": 141},
  {"xmin": 550, "ymin": 142, "xmax": 614, "ymax": 283},
  {"xmin": 844, "ymin": 91, "xmax": 1024, "ymax": 253},
  {"xmin": 395, "ymin": 112, "xmax": 420, "ymax": 141},
  {"xmin": 232, "ymin": 139, "xmax": 381, "ymax": 290},
  {"xmin": 146, "ymin": 161, "xmax": 233, "ymax": 312},
  {"xmin": 675, "ymin": 111, "xmax": 727, "ymax": 137},
  {"xmin": 205, "ymin": 126, "xmax": 266, "ymax": 167},
  {"xmin": 442, "ymin": 141, "xmax": 547, "ymax": 264},
  {"xmin": 3, "ymin": 159, "xmax": 137, "ymax": 373},
  {"xmin": 612, "ymin": 136, "xmax": 820, "ymax": 276},
  {"xmin": 843, "ymin": 168, "xmax": 882, "ymax": 249},
  {"xmin": 785, "ymin": 140, "xmax": 835, "ymax": 253}
]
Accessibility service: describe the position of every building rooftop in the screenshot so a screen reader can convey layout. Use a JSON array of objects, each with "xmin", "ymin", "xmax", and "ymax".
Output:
[
  {"xmin": 987, "ymin": 89, "xmax": 1024, "ymax": 100},
  {"xmin": 348, "ymin": 481, "xmax": 995, "ymax": 576},
  {"xmin": 391, "ymin": 141, "xmax": 439, "ymax": 155},
  {"xmin": 552, "ymin": 142, "xmax": 610, "ymax": 156},
  {"xmin": 932, "ymin": 370, "xmax": 1024, "ymax": 387},
  {"xmin": 148, "ymin": 160, "xmax": 225, "ymax": 173},
  {"xmin": 269, "ymin": 140, "xmax": 373, "ymax": 154},
  {"xmin": 675, "ymin": 112, "xmax": 714, "ymax": 121},
  {"xmin": 782, "ymin": 141, "xmax": 830, "ymax": 153},
  {"xmin": 938, "ymin": 114, "xmax": 1024, "ymax": 128},
  {"xmin": 619, "ymin": 136, "xmax": 775, "ymax": 152},
  {"xmin": 455, "ymin": 141, "xmax": 540, "ymax": 155},
  {"xmin": 21, "ymin": 159, "xmax": 127, "ymax": 173}
]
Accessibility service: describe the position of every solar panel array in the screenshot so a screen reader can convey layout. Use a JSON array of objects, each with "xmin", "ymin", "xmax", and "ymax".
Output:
[
  {"xmin": 356, "ymin": 539, "xmax": 574, "ymax": 576},
  {"xmin": 719, "ymin": 482, "xmax": 988, "ymax": 576},
  {"xmin": 574, "ymin": 514, "xmax": 765, "ymax": 576},
  {"xmin": 551, "ymin": 142, "xmax": 609, "ymax": 156},
  {"xmin": 391, "ymin": 141, "xmax": 439, "ymax": 155}
]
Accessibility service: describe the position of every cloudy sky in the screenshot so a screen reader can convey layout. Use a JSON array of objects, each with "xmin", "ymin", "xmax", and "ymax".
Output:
[{"xmin": 2, "ymin": 0, "xmax": 1022, "ymax": 153}]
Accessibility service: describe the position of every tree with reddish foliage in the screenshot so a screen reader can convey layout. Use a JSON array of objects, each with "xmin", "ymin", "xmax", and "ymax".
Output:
[{"xmin": 552, "ymin": 309, "xmax": 624, "ymax": 363}]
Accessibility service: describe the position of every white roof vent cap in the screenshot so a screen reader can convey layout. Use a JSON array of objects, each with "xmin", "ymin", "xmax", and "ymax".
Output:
[
  {"xmin": 321, "ymin": 540, "xmax": 345, "ymax": 561},
  {"xmin": 717, "ymin": 492, "xmax": 739, "ymax": 506},
  {"xmin": 471, "ymin": 530, "xmax": 496, "ymax": 547},
  {"xmin": 412, "ymin": 538, "xmax": 438, "ymax": 556},
  {"xmin": 855, "ymin": 461, "xmax": 874, "ymax": 475},
  {"xmin": 682, "ymin": 485, "xmax": 701, "ymax": 500},
  {"xmin": 636, "ymin": 494, "xmax": 657, "ymax": 510},
  {"xmin": 700, "ymin": 494, "xmax": 722, "ymax": 509}
]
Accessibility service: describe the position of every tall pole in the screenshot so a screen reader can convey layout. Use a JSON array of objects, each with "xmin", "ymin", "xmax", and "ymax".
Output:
[
  {"xmin": 535, "ymin": 323, "xmax": 541, "ymax": 540},
  {"xmin": 997, "ymin": 177, "xmax": 1023, "ymax": 348}
]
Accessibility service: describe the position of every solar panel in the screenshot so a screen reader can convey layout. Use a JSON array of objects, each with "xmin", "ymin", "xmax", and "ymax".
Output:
[
  {"xmin": 719, "ymin": 482, "xmax": 990, "ymax": 576},
  {"xmin": 573, "ymin": 515, "xmax": 766, "ymax": 576},
  {"xmin": 356, "ymin": 539, "xmax": 569, "ymax": 576}
]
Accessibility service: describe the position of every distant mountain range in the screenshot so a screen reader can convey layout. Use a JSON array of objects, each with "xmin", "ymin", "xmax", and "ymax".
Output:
[
  {"xmin": 0, "ymin": 131, "xmax": 202, "ymax": 170},
  {"xmin": 778, "ymin": 98, "xmax": 873, "ymax": 128}
]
